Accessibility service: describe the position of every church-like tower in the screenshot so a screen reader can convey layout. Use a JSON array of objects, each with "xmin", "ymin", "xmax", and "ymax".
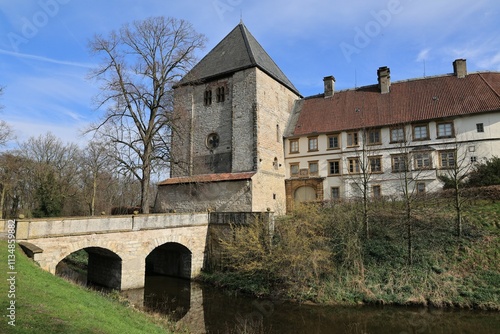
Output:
[{"xmin": 155, "ymin": 22, "xmax": 301, "ymax": 214}]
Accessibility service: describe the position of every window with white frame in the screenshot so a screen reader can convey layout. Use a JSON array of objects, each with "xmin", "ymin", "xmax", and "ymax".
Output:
[
  {"xmin": 328, "ymin": 160, "xmax": 341, "ymax": 175},
  {"xmin": 346, "ymin": 131, "xmax": 359, "ymax": 147},
  {"xmin": 390, "ymin": 127, "xmax": 405, "ymax": 143},
  {"xmin": 413, "ymin": 124, "xmax": 429, "ymax": 140},
  {"xmin": 414, "ymin": 152, "xmax": 432, "ymax": 169},
  {"xmin": 348, "ymin": 157, "xmax": 360, "ymax": 174},
  {"xmin": 289, "ymin": 139, "xmax": 299, "ymax": 153},
  {"xmin": 372, "ymin": 185, "xmax": 382, "ymax": 198},
  {"xmin": 308, "ymin": 137, "xmax": 318, "ymax": 151},
  {"xmin": 290, "ymin": 163, "xmax": 299, "ymax": 176},
  {"xmin": 369, "ymin": 156, "xmax": 382, "ymax": 173},
  {"xmin": 327, "ymin": 134, "xmax": 340, "ymax": 149},
  {"xmin": 367, "ymin": 129, "xmax": 381, "ymax": 145},
  {"xmin": 392, "ymin": 154, "xmax": 407, "ymax": 172},
  {"xmin": 439, "ymin": 150, "xmax": 456, "ymax": 168},
  {"xmin": 437, "ymin": 122, "xmax": 454, "ymax": 138},
  {"xmin": 309, "ymin": 161, "xmax": 319, "ymax": 176}
]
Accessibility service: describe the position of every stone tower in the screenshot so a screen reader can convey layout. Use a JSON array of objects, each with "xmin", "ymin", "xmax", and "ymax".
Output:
[{"xmin": 155, "ymin": 22, "xmax": 301, "ymax": 214}]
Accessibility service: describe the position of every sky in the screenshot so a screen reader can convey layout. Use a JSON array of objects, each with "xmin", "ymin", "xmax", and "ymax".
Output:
[{"xmin": 1, "ymin": 0, "xmax": 499, "ymax": 147}]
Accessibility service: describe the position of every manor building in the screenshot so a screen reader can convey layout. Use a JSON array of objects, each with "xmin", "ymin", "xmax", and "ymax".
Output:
[{"xmin": 155, "ymin": 22, "xmax": 500, "ymax": 214}]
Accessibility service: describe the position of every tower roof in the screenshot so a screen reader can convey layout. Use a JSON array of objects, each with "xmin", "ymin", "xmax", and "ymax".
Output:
[{"xmin": 178, "ymin": 22, "xmax": 301, "ymax": 96}]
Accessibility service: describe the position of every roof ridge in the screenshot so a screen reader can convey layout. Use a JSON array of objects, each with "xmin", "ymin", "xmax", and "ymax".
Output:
[{"xmin": 239, "ymin": 23, "xmax": 257, "ymax": 66}]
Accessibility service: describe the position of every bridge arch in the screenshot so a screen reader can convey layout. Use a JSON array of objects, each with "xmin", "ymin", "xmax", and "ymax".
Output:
[
  {"xmin": 55, "ymin": 245, "xmax": 123, "ymax": 290},
  {"xmin": 146, "ymin": 242, "xmax": 192, "ymax": 279}
]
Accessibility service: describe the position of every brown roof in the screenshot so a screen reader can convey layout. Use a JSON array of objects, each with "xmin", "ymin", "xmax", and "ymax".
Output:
[
  {"xmin": 288, "ymin": 72, "xmax": 500, "ymax": 136},
  {"xmin": 158, "ymin": 172, "xmax": 256, "ymax": 186}
]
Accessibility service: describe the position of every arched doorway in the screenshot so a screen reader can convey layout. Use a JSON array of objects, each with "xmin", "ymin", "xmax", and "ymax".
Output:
[{"xmin": 294, "ymin": 186, "xmax": 317, "ymax": 203}]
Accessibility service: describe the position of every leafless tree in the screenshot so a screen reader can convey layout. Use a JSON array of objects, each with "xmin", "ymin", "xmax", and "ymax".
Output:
[
  {"xmin": 345, "ymin": 127, "xmax": 384, "ymax": 239},
  {"xmin": 80, "ymin": 140, "xmax": 113, "ymax": 216},
  {"xmin": 87, "ymin": 16, "xmax": 206, "ymax": 213},
  {"xmin": 437, "ymin": 138, "xmax": 478, "ymax": 238},
  {"xmin": 390, "ymin": 124, "xmax": 435, "ymax": 265},
  {"xmin": 19, "ymin": 133, "xmax": 81, "ymax": 217}
]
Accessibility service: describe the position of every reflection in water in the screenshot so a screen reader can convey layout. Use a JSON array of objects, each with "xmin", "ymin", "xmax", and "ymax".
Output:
[
  {"xmin": 127, "ymin": 276, "xmax": 500, "ymax": 334},
  {"xmin": 144, "ymin": 275, "xmax": 191, "ymax": 321}
]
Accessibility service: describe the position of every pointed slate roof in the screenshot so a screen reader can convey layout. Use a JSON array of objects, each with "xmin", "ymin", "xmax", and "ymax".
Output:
[{"xmin": 178, "ymin": 22, "xmax": 301, "ymax": 96}]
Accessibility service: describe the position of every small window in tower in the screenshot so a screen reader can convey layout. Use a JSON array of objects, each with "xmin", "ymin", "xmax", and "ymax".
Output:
[
  {"xmin": 206, "ymin": 133, "xmax": 219, "ymax": 149},
  {"xmin": 204, "ymin": 89, "xmax": 212, "ymax": 105},
  {"xmin": 216, "ymin": 86, "xmax": 225, "ymax": 103}
]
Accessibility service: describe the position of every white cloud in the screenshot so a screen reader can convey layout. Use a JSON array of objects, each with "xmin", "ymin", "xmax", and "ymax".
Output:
[
  {"xmin": 416, "ymin": 48, "xmax": 431, "ymax": 62},
  {"xmin": 0, "ymin": 49, "xmax": 93, "ymax": 68}
]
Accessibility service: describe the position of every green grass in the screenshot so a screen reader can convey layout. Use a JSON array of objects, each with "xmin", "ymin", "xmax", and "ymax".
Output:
[{"xmin": 0, "ymin": 241, "xmax": 180, "ymax": 334}]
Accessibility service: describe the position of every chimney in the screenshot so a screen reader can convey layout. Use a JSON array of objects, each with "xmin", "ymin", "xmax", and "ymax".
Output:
[
  {"xmin": 377, "ymin": 66, "xmax": 391, "ymax": 94},
  {"xmin": 453, "ymin": 59, "xmax": 467, "ymax": 78},
  {"xmin": 323, "ymin": 76, "xmax": 335, "ymax": 98}
]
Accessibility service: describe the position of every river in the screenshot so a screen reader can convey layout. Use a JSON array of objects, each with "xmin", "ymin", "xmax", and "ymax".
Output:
[{"xmin": 121, "ymin": 275, "xmax": 500, "ymax": 334}]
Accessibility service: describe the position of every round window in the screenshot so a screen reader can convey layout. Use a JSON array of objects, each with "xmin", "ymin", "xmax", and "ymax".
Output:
[{"xmin": 206, "ymin": 133, "xmax": 220, "ymax": 149}]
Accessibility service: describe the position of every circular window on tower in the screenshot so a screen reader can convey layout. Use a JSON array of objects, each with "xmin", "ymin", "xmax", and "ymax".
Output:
[{"xmin": 206, "ymin": 133, "xmax": 220, "ymax": 149}]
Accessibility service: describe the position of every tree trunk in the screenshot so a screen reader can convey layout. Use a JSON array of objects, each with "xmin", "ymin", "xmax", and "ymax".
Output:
[
  {"xmin": 455, "ymin": 183, "xmax": 462, "ymax": 238},
  {"xmin": 0, "ymin": 184, "xmax": 6, "ymax": 219},
  {"xmin": 141, "ymin": 164, "xmax": 151, "ymax": 214},
  {"xmin": 91, "ymin": 177, "xmax": 97, "ymax": 216}
]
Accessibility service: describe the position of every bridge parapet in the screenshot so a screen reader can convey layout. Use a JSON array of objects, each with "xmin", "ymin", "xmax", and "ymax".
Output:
[{"xmin": 15, "ymin": 213, "xmax": 209, "ymax": 240}]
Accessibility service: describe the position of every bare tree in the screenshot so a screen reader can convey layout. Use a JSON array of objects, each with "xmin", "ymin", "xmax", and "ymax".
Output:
[
  {"xmin": 390, "ymin": 124, "xmax": 435, "ymax": 265},
  {"xmin": 20, "ymin": 133, "xmax": 81, "ymax": 217},
  {"xmin": 87, "ymin": 16, "xmax": 206, "ymax": 213},
  {"xmin": 81, "ymin": 140, "xmax": 113, "ymax": 216},
  {"xmin": 345, "ymin": 127, "xmax": 386, "ymax": 239},
  {"xmin": 437, "ymin": 138, "xmax": 477, "ymax": 238}
]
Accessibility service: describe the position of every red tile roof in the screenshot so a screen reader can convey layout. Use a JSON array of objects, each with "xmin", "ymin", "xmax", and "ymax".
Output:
[
  {"xmin": 158, "ymin": 172, "xmax": 256, "ymax": 186},
  {"xmin": 289, "ymin": 72, "xmax": 500, "ymax": 136}
]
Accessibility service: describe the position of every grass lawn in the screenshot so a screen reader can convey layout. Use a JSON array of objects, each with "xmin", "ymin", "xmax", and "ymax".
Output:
[{"xmin": 0, "ymin": 241, "xmax": 179, "ymax": 334}]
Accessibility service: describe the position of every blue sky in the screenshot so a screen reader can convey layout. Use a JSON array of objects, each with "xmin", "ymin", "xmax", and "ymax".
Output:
[{"xmin": 1, "ymin": 0, "xmax": 499, "ymax": 146}]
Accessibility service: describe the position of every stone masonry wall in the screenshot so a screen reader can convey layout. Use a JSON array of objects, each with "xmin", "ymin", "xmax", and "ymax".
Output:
[
  {"xmin": 171, "ymin": 77, "xmax": 236, "ymax": 177},
  {"xmin": 154, "ymin": 180, "xmax": 252, "ymax": 213},
  {"xmin": 252, "ymin": 68, "xmax": 301, "ymax": 214},
  {"xmin": 231, "ymin": 68, "xmax": 258, "ymax": 172}
]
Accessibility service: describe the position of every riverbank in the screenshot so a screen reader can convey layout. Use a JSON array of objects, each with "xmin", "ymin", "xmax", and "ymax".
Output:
[
  {"xmin": 202, "ymin": 200, "xmax": 500, "ymax": 311},
  {"xmin": 0, "ymin": 241, "xmax": 181, "ymax": 334}
]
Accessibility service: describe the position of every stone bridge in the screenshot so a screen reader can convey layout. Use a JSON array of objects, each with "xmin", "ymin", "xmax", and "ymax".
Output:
[{"xmin": 13, "ymin": 213, "xmax": 210, "ymax": 290}]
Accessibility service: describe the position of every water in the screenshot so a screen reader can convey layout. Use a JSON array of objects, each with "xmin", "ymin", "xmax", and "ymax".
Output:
[{"xmin": 122, "ymin": 276, "xmax": 500, "ymax": 334}]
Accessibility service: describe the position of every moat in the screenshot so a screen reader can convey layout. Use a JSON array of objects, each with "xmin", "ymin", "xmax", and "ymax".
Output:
[{"xmin": 122, "ymin": 276, "xmax": 500, "ymax": 334}]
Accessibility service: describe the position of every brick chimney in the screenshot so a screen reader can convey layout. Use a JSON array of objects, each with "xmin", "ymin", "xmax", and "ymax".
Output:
[
  {"xmin": 453, "ymin": 59, "xmax": 467, "ymax": 78},
  {"xmin": 377, "ymin": 66, "xmax": 390, "ymax": 94},
  {"xmin": 323, "ymin": 76, "xmax": 335, "ymax": 98}
]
